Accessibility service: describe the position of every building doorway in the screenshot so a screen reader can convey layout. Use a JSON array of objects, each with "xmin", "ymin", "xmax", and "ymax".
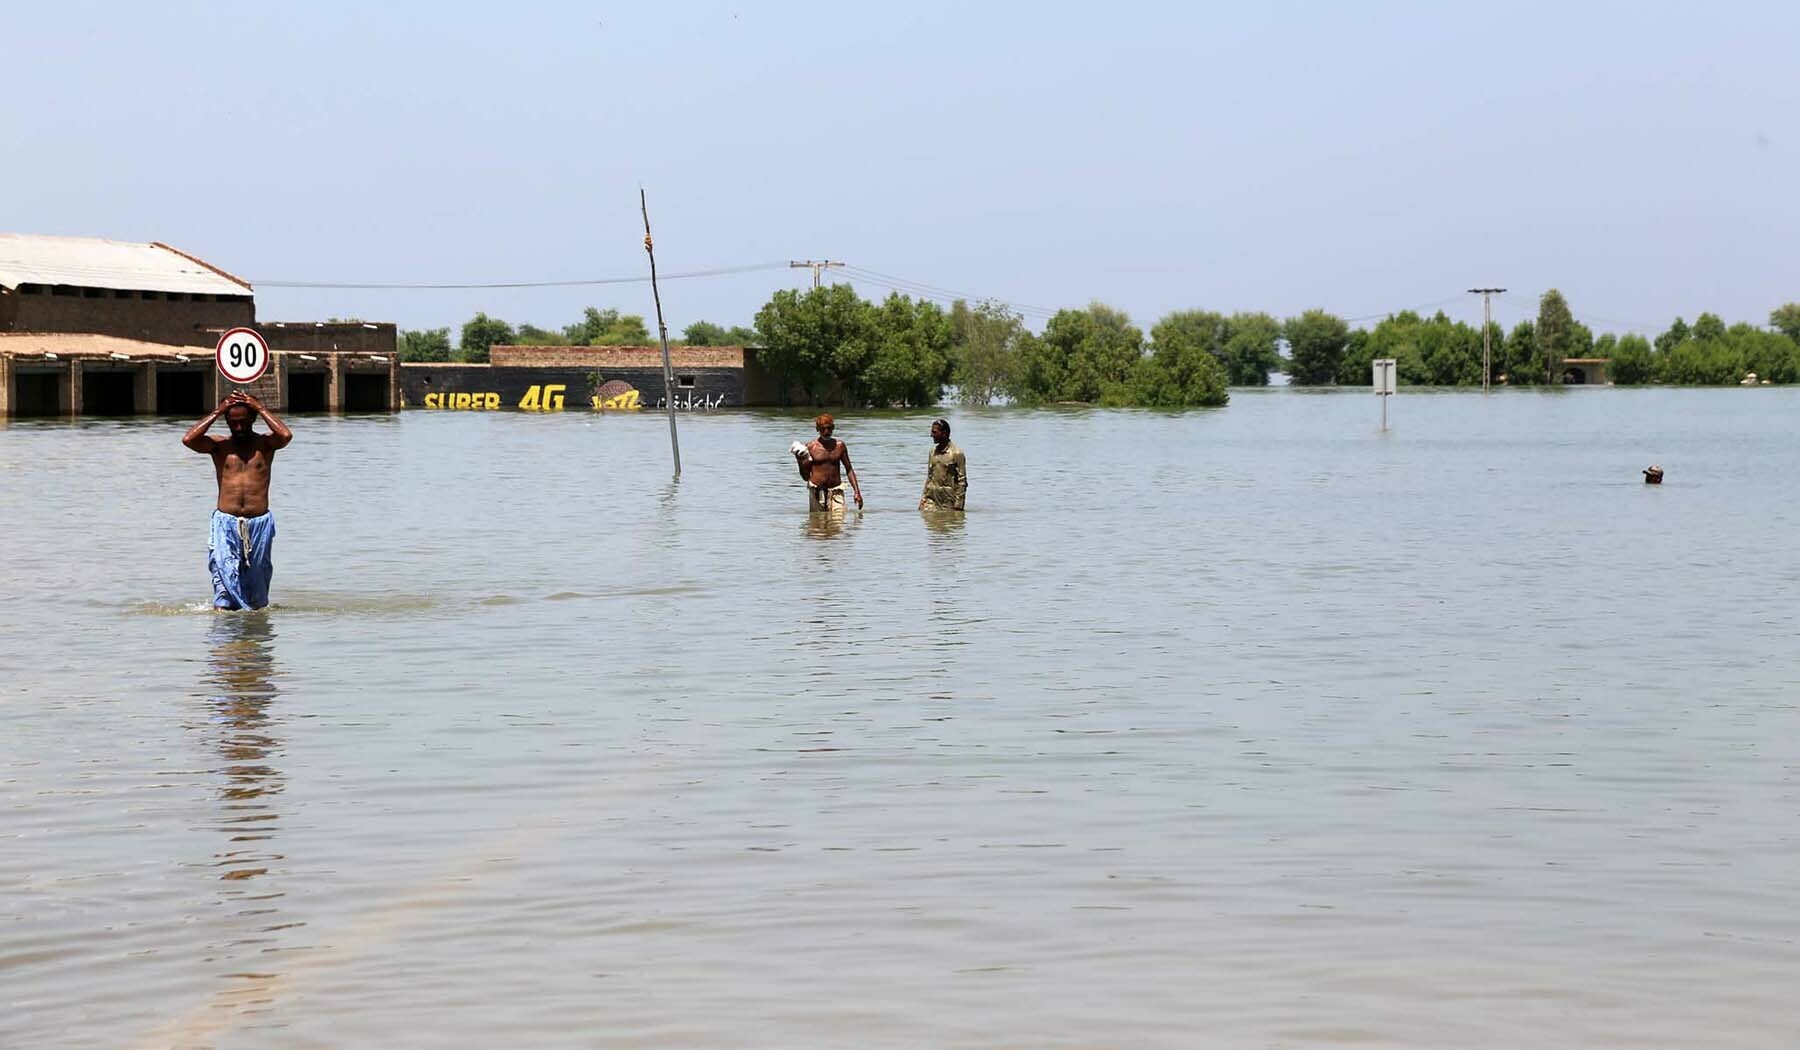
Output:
[
  {"xmin": 287, "ymin": 371, "xmax": 328, "ymax": 412},
  {"xmin": 156, "ymin": 369, "xmax": 207, "ymax": 415},
  {"xmin": 12, "ymin": 372, "xmax": 61, "ymax": 416},
  {"xmin": 83, "ymin": 370, "xmax": 137, "ymax": 415},
  {"xmin": 344, "ymin": 373, "xmax": 389, "ymax": 412}
]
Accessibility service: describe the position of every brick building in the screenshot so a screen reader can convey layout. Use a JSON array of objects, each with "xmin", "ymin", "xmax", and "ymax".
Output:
[{"xmin": 0, "ymin": 232, "xmax": 397, "ymax": 417}]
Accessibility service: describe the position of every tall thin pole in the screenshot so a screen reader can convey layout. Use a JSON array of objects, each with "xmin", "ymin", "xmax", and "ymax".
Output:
[
  {"xmin": 789, "ymin": 260, "xmax": 844, "ymax": 289},
  {"xmin": 641, "ymin": 189, "xmax": 681, "ymax": 478},
  {"xmin": 1469, "ymin": 287, "xmax": 1505, "ymax": 391}
]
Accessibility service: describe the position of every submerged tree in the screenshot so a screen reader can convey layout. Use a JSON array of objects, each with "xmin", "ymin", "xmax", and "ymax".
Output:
[
  {"xmin": 1535, "ymin": 289, "xmax": 1576, "ymax": 385},
  {"xmin": 949, "ymin": 299, "xmax": 1026, "ymax": 406},
  {"xmin": 1283, "ymin": 309, "xmax": 1350, "ymax": 385}
]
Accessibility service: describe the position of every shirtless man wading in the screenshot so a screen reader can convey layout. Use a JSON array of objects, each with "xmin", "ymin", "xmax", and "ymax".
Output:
[
  {"xmin": 183, "ymin": 391, "xmax": 293, "ymax": 610},
  {"xmin": 793, "ymin": 413, "xmax": 863, "ymax": 513}
]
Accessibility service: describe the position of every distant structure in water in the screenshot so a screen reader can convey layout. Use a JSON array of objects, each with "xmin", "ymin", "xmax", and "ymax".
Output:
[
  {"xmin": 404, "ymin": 343, "xmax": 791, "ymax": 413},
  {"xmin": 0, "ymin": 232, "xmax": 397, "ymax": 417}
]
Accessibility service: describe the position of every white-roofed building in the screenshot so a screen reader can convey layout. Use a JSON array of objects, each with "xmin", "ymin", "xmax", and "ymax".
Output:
[
  {"xmin": 0, "ymin": 232, "xmax": 397, "ymax": 417},
  {"xmin": 0, "ymin": 233, "xmax": 255, "ymax": 348}
]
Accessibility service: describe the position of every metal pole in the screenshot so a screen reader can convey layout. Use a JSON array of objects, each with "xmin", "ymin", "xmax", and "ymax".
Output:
[
  {"xmin": 640, "ymin": 189, "xmax": 681, "ymax": 478},
  {"xmin": 1468, "ymin": 288, "xmax": 1506, "ymax": 392}
]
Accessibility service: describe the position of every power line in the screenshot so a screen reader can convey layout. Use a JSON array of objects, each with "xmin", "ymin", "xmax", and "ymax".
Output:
[
  {"xmin": 839, "ymin": 265, "xmax": 1060, "ymax": 317},
  {"xmin": 252, "ymin": 260, "xmax": 792, "ymax": 290},
  {"xmin": 1342, "ymin": 294, "xmax": 1468, "ymax": 323},
  {"xmin": 834, "ymin": 265, "xmax": 1059, "ymax": 320},
  {"xmin": 789, "ymin": 259, "xmax": 844, "ymax": 289}
]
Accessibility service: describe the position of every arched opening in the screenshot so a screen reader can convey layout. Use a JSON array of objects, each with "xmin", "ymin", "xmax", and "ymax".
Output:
[{"xmin": 1561, "ymin": 366, "xmax": 1588, "ymax": 385}]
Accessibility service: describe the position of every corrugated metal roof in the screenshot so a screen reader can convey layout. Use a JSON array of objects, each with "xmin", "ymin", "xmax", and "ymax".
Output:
[{"xmin": 0, "ymin": 233, "xmax": 252, "ymax": 296}]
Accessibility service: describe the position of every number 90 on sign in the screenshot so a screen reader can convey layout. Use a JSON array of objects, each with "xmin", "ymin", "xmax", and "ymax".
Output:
[{"xmin": 215, "ymin": 327, "xmax": 271, "ymax": 384}]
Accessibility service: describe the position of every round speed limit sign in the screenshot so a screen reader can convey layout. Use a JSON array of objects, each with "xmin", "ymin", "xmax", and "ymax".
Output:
[{"xmin": 216, "ymin": 327, "xmax": 271, "ymax": 385}]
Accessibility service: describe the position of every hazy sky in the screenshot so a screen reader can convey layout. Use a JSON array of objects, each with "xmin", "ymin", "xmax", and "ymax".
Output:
[{"xmin": 5, "ymin": 0, "xmax": 1796, "ymax": 338}]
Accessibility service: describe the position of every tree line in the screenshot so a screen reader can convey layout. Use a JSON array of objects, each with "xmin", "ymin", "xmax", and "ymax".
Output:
[{"xmin": 398, "ymin": 289, "xmax": 1800, "ymax": 402}]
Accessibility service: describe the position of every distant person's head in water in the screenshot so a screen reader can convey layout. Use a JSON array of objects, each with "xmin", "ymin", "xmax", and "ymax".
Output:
[
  {"xmin": 1643, "ymin": 464, "xmax": 1664, "ymax": 484},
  {"xmin": 225, "ymin": 401, "xmax": 259, "ymax": 440}
]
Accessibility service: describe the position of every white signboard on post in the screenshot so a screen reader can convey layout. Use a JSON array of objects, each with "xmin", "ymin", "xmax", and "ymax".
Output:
[
  {"xmin": 1372, "ymin": 357, "xmax": 1397, "ymax": 430},
  {"xmin": 1372, "ymin": 358, "xmax": 1398, "ymax": 395},
  {"xmin": 215, "ymin": 327, "xmax": 271, "ymax": 386}
]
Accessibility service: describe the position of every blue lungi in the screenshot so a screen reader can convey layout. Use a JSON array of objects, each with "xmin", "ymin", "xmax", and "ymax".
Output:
[{"xmin": 209, "ymin": 509, "xmax": 276, "ymax": 610}]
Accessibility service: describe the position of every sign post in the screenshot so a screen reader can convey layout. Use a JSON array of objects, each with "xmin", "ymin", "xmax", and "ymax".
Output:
[
  {"xmin": 1372, "ymin": 357, "xmax": 1397, "ymax": 430},
  {"xmin": 215, "ymin": 327, "xmax": 271, "ymax": 390}
]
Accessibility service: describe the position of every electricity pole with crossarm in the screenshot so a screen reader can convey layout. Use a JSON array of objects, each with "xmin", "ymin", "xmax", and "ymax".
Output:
[
  {"xmin": 790, "ymin": 260, "xmax": 844, "ymax": 289},
  {"xmin": 1469, "ymin": 287, "xmax": 1506, "ymax": 392}
]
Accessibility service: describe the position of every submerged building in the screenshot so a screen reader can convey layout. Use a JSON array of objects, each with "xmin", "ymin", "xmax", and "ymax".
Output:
[
  {"xmin": 0, "ymin": 232, "xmax": 397, "ymax": 417},
  {"xmin": 402, "ymin": 343, "xmax": 786, "ymax": 410}
]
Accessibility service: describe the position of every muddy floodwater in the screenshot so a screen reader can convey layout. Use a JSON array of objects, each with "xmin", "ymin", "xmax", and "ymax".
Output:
[{"xmin": 4, "ymin": 389, "xmax": 1800, "ymax": 1048}]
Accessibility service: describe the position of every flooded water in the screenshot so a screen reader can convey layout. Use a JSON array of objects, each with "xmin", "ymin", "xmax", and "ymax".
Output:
[{"xmin": 4, "ymin": 389, "xmax": 1800, "ymax": 1048}]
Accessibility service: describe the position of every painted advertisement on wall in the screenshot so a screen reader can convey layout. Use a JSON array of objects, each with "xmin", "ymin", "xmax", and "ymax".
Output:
[{"xmin": 401, "ymin": 366, "xmax": 739, "ymax": 412}]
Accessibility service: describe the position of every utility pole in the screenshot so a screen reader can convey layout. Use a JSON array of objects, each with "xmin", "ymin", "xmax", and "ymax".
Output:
[
  {"xmin": 641, "ymin": 190, "xmax": 681, "ymax": 478},
  {"xmin": 790, "ymin": 260, "xmax": 845, "ymax": 290},
  {"xmin": 1468, "ymin": 288, "xmax": 1505, "ymax": 392}
]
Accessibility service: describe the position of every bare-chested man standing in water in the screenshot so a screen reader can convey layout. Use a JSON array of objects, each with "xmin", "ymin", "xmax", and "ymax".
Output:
[
  {"xmin": 183, "ymin": 391, "xmax": 292, "ymax": 610},
  {"xmin": 793, "ymin": 413, "xmax": 863, "ymax": 513}
]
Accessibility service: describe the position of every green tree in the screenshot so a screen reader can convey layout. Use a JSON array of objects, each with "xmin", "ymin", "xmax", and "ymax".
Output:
[
  {"xmin": 949, "ymin": 299, "xmax": 1026, "ymax": 406},
  {"xmin": 1126, "ymin": 328, "xmax": 1229, "ymax": 406},
  {"xmin": 682, "ymin": 320, "xmax": 728, "ymax": 345},
  {"xmin": 862, "ymin": 294, "xmax": 955, "ymax": 406},
  {"xmin": 1535, "ymin": 289, "xmax": 1576, "ymax": 385},
  {"xmin": 563, "ymin": 307, "xmax": 652, "ymax": 345},
  {"xmin": 1657, "ymin": 338, "xmax": 1741, "ymax": 384},
  {"xmin": 681, "ymin": 321, "xmax": 756, "ymax": 346},
  {"xmin": 1500, "ymin": 320, "xmax": 1538, "ymax": 384},
  {"xmin": 1655, "ymin": 317, "xmax": 1690, "ymax": 356},
  {"xmin": 1691, "ymin": 312, "xmax": 1726, "ymax": 342},
  {"xmin": 458, "ymin": 312, "xmax": 514, "ymax": 363},
  {"xmin": 1770, "ymin": 303, "xmax": 1800, "ymax": 344},
  {"xmin": 1283, "ymin": 309, "xmax": 1350, "ymax": 385},
  {"xmin": 397, "ymin": 327, "xmax": 452, "ymax": 362},
  {"xmin": 1143, "ymin": 310, "xmax": 1282, "ymax": 386},
  {"xmin": 1336, "ymin": 328, "xmax": 1376, "ymax": 385},
  {"xmin": 752, "ymin": 284, "xmax": 873, "ymax": 405},
  {"xmin": 1025, "ymin": 303, "xmax": 1144, "ymax": 403},
  {"xmin": 515, "ymin": 323, "xmax": 571, "ymax": 346},
  {"xmin": 1412, "ymin": 311, "xmax": 1484, "ymax": 386},
  {"xmin": 1607, "ymin": 334, "xmax": 1654, "ymax": 384},
  {"xmin": 1730, "ymin": 323, "xmax": 1800, "ymax": 384},
  {"xmin": 1348, "ymin": 311, "xmax": 1430, "ymax": 385},
  {"xmin": 1220, "ymin": 312, "xmax": 1283, "ymax": 385}
]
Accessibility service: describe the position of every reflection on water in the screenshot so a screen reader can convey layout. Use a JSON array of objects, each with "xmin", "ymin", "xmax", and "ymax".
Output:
[
  {"xmin": 920, "ymin": 507, "xmax": 966, "ymax": 538},
  {"xmin": 802, "ymin": 508, "xmax": 859, "ymax": 540},
  {"xmin": 200, "ymin": 613, "xmax": 284, "ymax": 884}
]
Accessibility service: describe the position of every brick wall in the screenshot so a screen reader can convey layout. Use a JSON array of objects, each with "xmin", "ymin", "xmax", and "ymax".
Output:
[
  {"xmin": 7, "ymin": 287, "xmax": 253, "ymax": 346},
  {"xmin": 262, "ymin": 322, "xmax": 398, "ymax": 353},
  {"xmin": 488, "ymin": 344, "xmax": 745, "ymax": 369}
]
